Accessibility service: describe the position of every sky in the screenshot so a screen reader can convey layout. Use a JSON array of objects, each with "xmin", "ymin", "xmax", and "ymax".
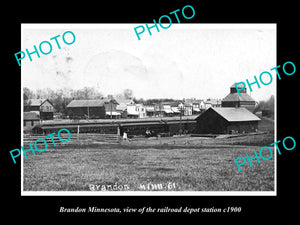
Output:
[{"xmin": 22, "ymin": 24, "xmax": 276, "ymax": 101}]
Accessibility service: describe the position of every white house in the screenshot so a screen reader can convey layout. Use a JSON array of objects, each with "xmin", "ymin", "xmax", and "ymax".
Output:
[
  {"xmin": 136, "ymin": 104, "xmax": 146, "ymax": 118},
  {"xmin": 115, "ymin": 98, "xmax": 135, "ymax": 118},
  {"xmin": 126, "ymin": 103, "xmax": 146, "ymax": 118},
  {"xmin": 199, "ymin": 100, "xmax": 206, "ymax": 111},
  {"xmin": 183, "ymin": 102, "xmax": 193, "ymax": 116}
]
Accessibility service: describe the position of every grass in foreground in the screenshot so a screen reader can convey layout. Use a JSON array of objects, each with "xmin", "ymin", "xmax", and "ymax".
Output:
[{"xmin": 23, "ymin": 143, "xmax": 274, "ymax": 192}]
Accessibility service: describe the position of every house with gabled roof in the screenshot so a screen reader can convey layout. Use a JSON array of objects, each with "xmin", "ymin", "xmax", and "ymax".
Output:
[{"xmin": 25, "ymin": 98, "xmax": 54, "ymax": 120}]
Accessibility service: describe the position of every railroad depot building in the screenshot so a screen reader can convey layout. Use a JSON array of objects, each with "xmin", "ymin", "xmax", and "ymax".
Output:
[
  {"xmin": 66, "ymin": 99, "xmax": 120, "ymax": 119},
  {"xmin": 221, "ymin": 83, "xmax": 256, "ymax": 112},
  {"xmin": 194, "ymin": 107, "xmax": 260, "ymax": 134}
]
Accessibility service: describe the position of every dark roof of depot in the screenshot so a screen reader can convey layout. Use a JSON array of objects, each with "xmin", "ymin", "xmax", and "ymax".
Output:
[
  {"xmin": 222, "ymin": 93, "xmax": 255, "ymax": 102},
  {"xmin": 197, "ymin": 107, "xmax": 260, "ymax": 122},
  {"xmin": 24, "ymin": 112, "xmax": 39, "ymax": 120},
  {"xmin": 67, "ymin": 99, "xmax": 116, "ymax": 108}
]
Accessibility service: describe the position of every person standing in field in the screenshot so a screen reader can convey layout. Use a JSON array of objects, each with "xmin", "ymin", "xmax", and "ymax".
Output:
[{"xmin": 123, "ymin": 131, "xmax": 128, "ymax": 141}]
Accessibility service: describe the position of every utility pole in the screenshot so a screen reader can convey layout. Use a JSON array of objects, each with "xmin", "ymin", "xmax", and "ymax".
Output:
[
  {"xmin": 179, "ymin": 102, "xmax": 184, "ymax": 136},
  {"xmin": 110, "ymin": 100, "xmax": 113, "ymax": 119},
  {"xmin": 179, "ymin": 108, "xmax": 182, "ymax": 136}
]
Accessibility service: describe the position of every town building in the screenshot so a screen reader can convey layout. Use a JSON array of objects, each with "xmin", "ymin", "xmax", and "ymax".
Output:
[
  {"xmin": 153, "ymin": 103, "xmax": 163, "ymax": 117},
  {"xmin": 152, "ymin": 102, "xmax": 172, "ymax": 117},
  {"xmin": 183, "ymin": 102, "xmax": 193, "ymax": 116},
  {"xmin": 23, "ymin": 112, "xmax": 40, "ymax": 127},
  {"xmin": 136, "ymin": 104, "xmax": 146, "ymax": 118},
  {"xmin": 184, "ymin": 99, "xmax": 206, "ymax": 114},
  {"xmin": 25, "ymin": 99, "xmax": 54, "ymax": 120},
  {"xmin": 126, "ymin": 103, "xmax": 146, "ymax": 119},
  {"xmin": 103, "ymin": 98, "xmax": 120, "ymax": 119},
  {"xmin": 161, "ymin": 102, "xmax": 174, "ymax": 117},
  {"xmin": 66, "ymin": 98, "xmax": 119, "ymax": 119},
  {"xmin": 221, "ymin": 83, "xmax": 256, "ymax": 112},
  {"xmin": 205, "ymin": 98, "xmax": 222, "ymax": 109},
  {"xmin": 145, "ymin": 105, "xmax": 155, "ymax": 117},
  {"xmin": 170, "ymin": 103, "xmax": 181, "ymax": 116},
  {"xmin": 194, "ymin": 107, "xmax": 260, "ymax": 134},
  {"xmin": 115, "ymin": 98, "xmax": 135, "ymax": 118}
]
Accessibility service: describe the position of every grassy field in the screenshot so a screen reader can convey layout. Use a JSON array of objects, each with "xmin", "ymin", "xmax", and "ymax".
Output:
[{"xmin": 23, "ymin": 135, "xmax": 275, "ymax": 192}]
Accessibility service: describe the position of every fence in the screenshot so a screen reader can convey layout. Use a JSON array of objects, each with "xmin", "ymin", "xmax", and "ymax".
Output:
[
  {"xmin": 22, "ymin": 132, "xmax": 273, "ymax": 148},
  {"xmin": 23, "ymin": 133, "xmax": 120, "ymax": 147}
]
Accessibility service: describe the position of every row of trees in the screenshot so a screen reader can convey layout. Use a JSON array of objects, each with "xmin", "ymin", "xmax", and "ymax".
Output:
[
  {"xmin": 133, "ymin": 98, "xmax": 178, "ymax": 105},
  {"xmin": 23, "ymin": 87, "xmax": 135, "ymax": 114},
  {"xmin": 23, "ymin": 87, "xmax": 179, "ymax": 114},
  {"xmin": 254, "ymin": 95, "xmax": 275, "ymax": 117},
  {"xmin": 24, "ymin": 86, "xmax": 274, "ymax": 116}
]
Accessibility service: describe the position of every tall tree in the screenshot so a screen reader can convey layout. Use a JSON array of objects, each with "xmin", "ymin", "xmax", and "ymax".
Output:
[
  {"xmin": 23, "ymin": 87, "xmax": 34, "ymax": 111},
  {"xmin": 123, "ymin": 89, "xmax": 134, "ymax": 99}
]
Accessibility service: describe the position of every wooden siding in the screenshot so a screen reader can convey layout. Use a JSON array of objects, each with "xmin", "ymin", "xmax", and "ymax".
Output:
[
  {"xmin": 195, "ymin": 109, "xmax": 259, "ymax": 134},
  {"xmin": 66, "ymin": 106, "xmax": 106, "ymax": 119},
  {"xmin": 195, "ymin": 109, "xmax": 228, "ymax": 134},
  {"xmin": 40, "ymin": 111, "xmax": 53, "ymax": 120}
]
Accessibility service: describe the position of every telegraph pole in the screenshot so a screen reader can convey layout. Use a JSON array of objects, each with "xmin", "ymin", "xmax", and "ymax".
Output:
[
  {"xmin": 110, "ymin": 100, "xmax": 113, "ymax": 119},
  {"xmin": 179, "ymin": 102, "xmax": 184, "ymax": 136}
]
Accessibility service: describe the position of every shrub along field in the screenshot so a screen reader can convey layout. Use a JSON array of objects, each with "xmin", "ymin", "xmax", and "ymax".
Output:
[{"xmin": 23, "ymin": 134, "xmax": 274, "ymax": 192}]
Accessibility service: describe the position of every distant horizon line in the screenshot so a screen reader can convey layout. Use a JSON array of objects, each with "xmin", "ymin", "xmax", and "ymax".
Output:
[{"xmin": 23, "ymin": 85, "xmax": 274, "ymax": 102}]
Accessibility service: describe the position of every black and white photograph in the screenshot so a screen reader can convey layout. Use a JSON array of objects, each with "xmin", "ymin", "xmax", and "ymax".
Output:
[
  {"xmin": 21, "ymin": 24, "xmax": 276, "ymax": 195},
  {"xmin": 4, "ymin": 1, "xmax": 298, "ymax": 219}
]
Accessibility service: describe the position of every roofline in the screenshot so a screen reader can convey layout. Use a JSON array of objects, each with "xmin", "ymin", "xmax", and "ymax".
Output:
[
  {"xmin": 45, "ymin": 99, "xmax": 54, "ymax": 106},
  {"xmin": 28, "ymin": 98, "xmax": 54, "ymax": 107},
  {"xmin": 212, "ymin": 107, "xmax": 260, "ymax": 122},
  {"xmin": 196, "ymin": 107, "xmax": 261, "ymax": 122}
]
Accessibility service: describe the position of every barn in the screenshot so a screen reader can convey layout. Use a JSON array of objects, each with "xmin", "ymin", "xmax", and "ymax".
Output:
[
  {"xmin": 66, "ymin": 99, "xmax": 120, "ymax": 119},
  {"xmin": 194, "ymin": 107, "xmax": 260, "ymax": 134},
  {"xmin": 66, "ymin": 100, "xmax": 105, "ymax": 119}
]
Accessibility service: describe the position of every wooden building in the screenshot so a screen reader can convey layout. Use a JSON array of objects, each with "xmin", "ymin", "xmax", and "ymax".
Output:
[
  {"xmin": 115, "ymin": 98, "xmax": 135, "ymax": 118},
  {"xmin": 103, "ymin": 98, "xmax": 120, "ymax": 119},
  {"xmin": 205, "ymin": 98, "xmax": 222, "ymax": 109},
  {"xmin": 23, "ymin": 112, "xmax": 40, "ymax": 127},
  {"xmin": 183, "ymin": 102, "xmax": 193, "ymax": 116},
  {"xmin": 185, "ymin": 99, "xmax": 205, "ymax": 114},
  {"xmin": 145, "ymin": 105, "xmax": 155, "ymax": 117},
  {"xmin": 66, "ymin": 99, "xmax": 119, "ymax": 119},
  {"xmin": 194, "ymin": 107, "xmax": 260, "ymax": 134},
  {"xmin": 222, "ymin": 83, "xmax": 256, "ymax": 112},
  {"xmin": 25, "ymin": 99, "xmax": 54, "ymax": 120}
]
